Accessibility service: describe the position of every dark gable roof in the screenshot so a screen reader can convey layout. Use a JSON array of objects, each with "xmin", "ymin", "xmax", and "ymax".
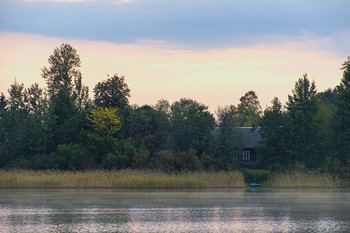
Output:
[{"xmin": 239, "ymin": 127, "xmax": 262, "ymax": 148}]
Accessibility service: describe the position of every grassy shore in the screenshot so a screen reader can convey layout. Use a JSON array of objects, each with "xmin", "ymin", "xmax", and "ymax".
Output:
[
  {"xmin": 0, "ymin": 170, "xmax": 245, "ymax": 189},
  {"xmin": 264, "ymin": 172, "xmax": 341, "ymax": 188}
]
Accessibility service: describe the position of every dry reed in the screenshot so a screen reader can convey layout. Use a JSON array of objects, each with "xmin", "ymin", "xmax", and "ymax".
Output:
[
  {"xmin": 264, "ymin": 171, "xmax": 340, "ymax": 188},
  {"xmin": 0, "ymin": 170, "xmax": 245, "ymax": 188}
]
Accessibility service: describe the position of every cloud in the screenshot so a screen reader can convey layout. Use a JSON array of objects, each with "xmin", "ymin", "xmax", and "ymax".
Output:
[
  {"xmin": 0, "ymin": 33, "xmax": 345, "ymax": 112},
  {"xmin": 23, "ymin": 0, "xmax": 95, "ymax": 2},
  {"xmin": 3, "ymin": 0, "xmax": 347, "ymax": 53},
  {"xmin": 110, "ymin": 0, "xmax": 136, "ymax": 4}
]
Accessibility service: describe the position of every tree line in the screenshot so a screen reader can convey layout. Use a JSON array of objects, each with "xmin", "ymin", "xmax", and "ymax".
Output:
[{"xmin": 0, "ymin": 44, "xmax": 349, "ymax": 177}]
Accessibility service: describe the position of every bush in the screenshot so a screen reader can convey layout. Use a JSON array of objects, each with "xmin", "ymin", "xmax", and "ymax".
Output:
[
  {"xmin": 242, "ymin": 169, "xmax": 271, "ymax": 184},
  {"xmin": 152, "ymin": 150, "xmax": 176, "ymax": 171},
  {"xmin": 175, "ymin": 149, "xmax": 203, "ymax": 171},
  {"xmin": 48, "ymin": 144, "xmax": 89, "ymax": 170},
  {"xmin": 101, "ymin": 152, "xmax": 129, "ymax": 170},
  {"xmin": 132, "ymin": 145, "xmax": 149, "ymax": 169}
]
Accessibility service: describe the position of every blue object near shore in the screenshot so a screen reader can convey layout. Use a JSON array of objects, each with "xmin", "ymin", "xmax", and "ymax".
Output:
[{"xmin": 250, "ymin": 183, "xmax": 260, "ymax": 186}]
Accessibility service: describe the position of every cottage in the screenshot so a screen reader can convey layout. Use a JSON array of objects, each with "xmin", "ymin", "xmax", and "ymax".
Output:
[
  {"xmin": 237, "ymin": 125, "xmax": 261, "ymax": 166},
  {"xmin": 213, "ymin": 125, "xmax": 263, "ymax": 166}
]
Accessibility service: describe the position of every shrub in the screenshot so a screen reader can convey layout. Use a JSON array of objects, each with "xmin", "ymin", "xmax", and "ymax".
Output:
[
  {"xmin": 48, "ymin": 144, "xmax": 89, "ymax": 170},
  {"xmin": 152, "ymin": 150, "xmax": 176, "ymax": 171},
  {"xmin": 243, "ymin": 169, "xmax": 271, "ymax": 183}
]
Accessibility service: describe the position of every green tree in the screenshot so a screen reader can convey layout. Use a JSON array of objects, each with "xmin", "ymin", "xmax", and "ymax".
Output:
[
  {"xmin": 237, "ymin": 91, "xmax": 262, "ymax": 126},
  {"xmin": 285, "ymin": 74, "xmax": 321, "ymax": 168},
  {"xmin": 216, "ymin": 105, "xmax": 240, "ymax": 128},
  {"xmin": 169, "ymin": 98, "xmax": 215, "ymax": 154},
  {"xmin": 0, "ymin": 81, "xmax": 49, "ymax": 168},
  {"xmin": 41, "ymin": 44, "xmax": 90, "ymax": 150},
  {"xmin": 41, "ymin": 44, "xmax": 82, "ymax": 99},
  {"xmin": 214, "ymin": 105, "xmax": 243, "ymax": 169},
  {"xmin": 94, "ymin": 74, "xmax": 131, "ymax": 109},
  {"xmin": 0, "ymin": 93, "xmax": 6, "ymax": 111},
  {"xmin": 334, "ymin": 57, "xmax": 350, "ymax": 162},
  {"xmin": 0, "ymin": 93, "xmax": 9, "ymax": 167},
  {"xmin": 259, "ymin": 97, "xmax": 289, "ymax": 168},
  {"xmin": 154, "ymin": 99, "xmax": 171, "ymax": 116},
  {"xmin": 48, "ymin": 143, "xmax": 89, "ymax": 170},
  {"xmin": 316, "ymin": 89, "xmax": 337, "ymax": 170},
  {"xmin": 121, "ymin": 105, "xmax": 169, "ymax": 153}
]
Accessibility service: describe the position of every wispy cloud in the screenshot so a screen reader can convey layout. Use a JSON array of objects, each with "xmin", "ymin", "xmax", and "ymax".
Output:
[
  {"xmin": 110, "ymin": 0, "xmax": 136, "ymax": 4},
  {"xmin": 23, "ymin": 0, "xmax": 95, "ymax": 2},
  {"xmin": 3, "ymin": 0, "xmax": 347, "ymax": 54}
]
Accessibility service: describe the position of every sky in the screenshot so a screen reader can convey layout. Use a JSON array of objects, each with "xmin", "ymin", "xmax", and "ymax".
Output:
[{"xmin": 1, "ymin": 0, "xmax": 349, "ymax": 112}]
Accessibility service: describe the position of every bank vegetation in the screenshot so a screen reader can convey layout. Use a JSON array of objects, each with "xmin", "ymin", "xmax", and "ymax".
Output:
[{"xmin": 0, "ymin": 170, "xmax": 245, "ymax": 189}]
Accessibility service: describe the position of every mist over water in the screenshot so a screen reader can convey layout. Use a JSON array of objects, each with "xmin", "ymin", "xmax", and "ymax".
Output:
[{"xmin": 0, "ymin": 189, "xmax": 349, "ymax": 232}]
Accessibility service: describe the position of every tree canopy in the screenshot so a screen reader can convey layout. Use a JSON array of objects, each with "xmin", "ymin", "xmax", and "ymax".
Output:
[
  {"xmin": 94, "ymin": 74, "xmax": 130, "ymax": 109},
  {"xmin": 0, "ymin": 44, "xmax": 349, "ymax": 175}
]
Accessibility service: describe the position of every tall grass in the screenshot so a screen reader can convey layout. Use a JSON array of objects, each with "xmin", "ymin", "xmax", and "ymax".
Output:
[
  {"xmin": 0, "ymin": 170, "xmax": 245, "ymax": 188},
  {"xmin": 265, "ymin": 171, "xmax": 340, "ymax": 188}
]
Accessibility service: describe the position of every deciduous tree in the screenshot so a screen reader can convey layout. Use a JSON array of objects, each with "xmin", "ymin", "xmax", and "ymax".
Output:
[
  {"xmin": 94, "ymin": 74, "xmax": 130, "ymax": 109},
  {"xmin": 238, "ymin": 91, "xmax": 262, "ymax": 126},
  {"xmin": 169, "ymin": 98, "xmax": 215, "ymax": 154}
]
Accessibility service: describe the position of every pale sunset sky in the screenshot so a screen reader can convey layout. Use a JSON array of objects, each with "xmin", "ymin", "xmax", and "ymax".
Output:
[{"xmin": 0, "ymin": 0, "xmax": 349, "ymax": 112}]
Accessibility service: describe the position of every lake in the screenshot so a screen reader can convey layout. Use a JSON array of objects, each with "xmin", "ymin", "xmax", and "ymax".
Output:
[{"xmin": 0, "ymin": 189, "xmax": 349, "ymax": 232}]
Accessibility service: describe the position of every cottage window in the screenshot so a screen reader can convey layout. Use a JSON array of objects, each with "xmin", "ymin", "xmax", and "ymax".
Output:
[{"xmin": 242, "ymin": 150, "xmax": 250, "ymax": 160}]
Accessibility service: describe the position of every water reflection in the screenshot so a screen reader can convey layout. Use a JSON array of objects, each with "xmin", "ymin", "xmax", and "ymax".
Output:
[{"xmin": 0, "ymin": 189, "xmax": 349, "ymax": 232}]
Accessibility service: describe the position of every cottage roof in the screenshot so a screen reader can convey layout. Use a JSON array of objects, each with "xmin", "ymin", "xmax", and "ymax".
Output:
[{"xmin": 239, "ymin": 127, "xmax": 261, "ymax": 148}]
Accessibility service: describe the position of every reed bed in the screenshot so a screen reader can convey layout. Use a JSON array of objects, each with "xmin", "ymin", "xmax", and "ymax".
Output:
[
  {"xmin": 0, "ymin": 170, "xmax": 245, "ymax": 188},
  {"xmin": 264, "ymin": 172, "xmax": 341, "ymax": 188}
]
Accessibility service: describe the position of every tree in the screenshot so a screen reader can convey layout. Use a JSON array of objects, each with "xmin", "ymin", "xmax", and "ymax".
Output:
[
  {"xmin": 215, "ymin": 105, "xmax": 243, "ymax": 169},
  {"xmin": 169, "ymin": 98, "xmax": 215, "ymax": 154},
  {"xmin": 121, "ymin": 105, "xmax": 169, "ymax": 152},
  {"xmin": 316, "ymin": 89, "xmax": 337, "ymax": 169},
  {"xmin": 285, "ymin": 74, "xmax": 321, "ymax": 168},
  {"xmin": 0, "ymin": 81, "xmax": 49, "ymax": 168},
  {"xmin": 334, "ymin": 57, "xmax": 350, "ymax": 162},
  {"xmin": 41, "ymin": 44, "xmax": 82, "ymax": 99},
  {"xmin": 259, "ymin": 97, "xmax": 289, "ymax": 168},
  {"xmin": 41, "ymin": 44, "xmax": 89, "ymax": 149},
  {"xmin": 87, "ymin": 107, "xmax": 121, "ymax": 137},
  {"xmin": 216, "ymin": 105, "xmax": 239, "ymax": 128},
  {"xmin": 0, "ymin": 93, "xmax": 6, "ymax": 111},
  {"xmin": 0, "ymin": 93, "xmax": 8, "ymax": 167},
  {"xmin": 154, "ymin": 99, "xmax": 171, "ymax": 116},
  {"xmin": 86, "ymin": 107, "xmax": 122, "ymax": 166},
  {"xmin": 237, "ymin": 91, "xmax": 262, "ymax": 126},
  {"xmin": 94, "ymin": 74, "xmax": 131, "ymax": 109}
]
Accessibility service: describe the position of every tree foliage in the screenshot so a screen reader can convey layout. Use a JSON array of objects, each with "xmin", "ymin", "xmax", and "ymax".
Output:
[
  {"xmin": 259, "ymin": 97, "xmax": 289, "ymax": 167},
  {"xmin": 238, "ymin": 91, "xmax": 262, "ymax": 126},
  {"xmin": 88, "ymin": 107, "xmax": 121, "ymax": 137},
  {"xmin": 41, "ymin": 44, "xmax": 82, "ymax": 99},
  {"xmin": 334, "ymin": 57, "xmax": 350, "ymax": 162},
  {"xmin": 94, "ymin": 74, "xmax": 130, "ymax": 109},
  {"xmin": 169, "ymin": 98, "xmax": 215, "ymax": 153},
  {"xmin": 285, "ymin": 74, "xmax": 321, "ymax": 168}
]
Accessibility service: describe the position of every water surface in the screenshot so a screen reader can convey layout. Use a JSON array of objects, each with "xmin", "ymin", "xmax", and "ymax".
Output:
[{"xmin": 0, "ymin": 189, "xmax": 349, "ymax": 232}]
